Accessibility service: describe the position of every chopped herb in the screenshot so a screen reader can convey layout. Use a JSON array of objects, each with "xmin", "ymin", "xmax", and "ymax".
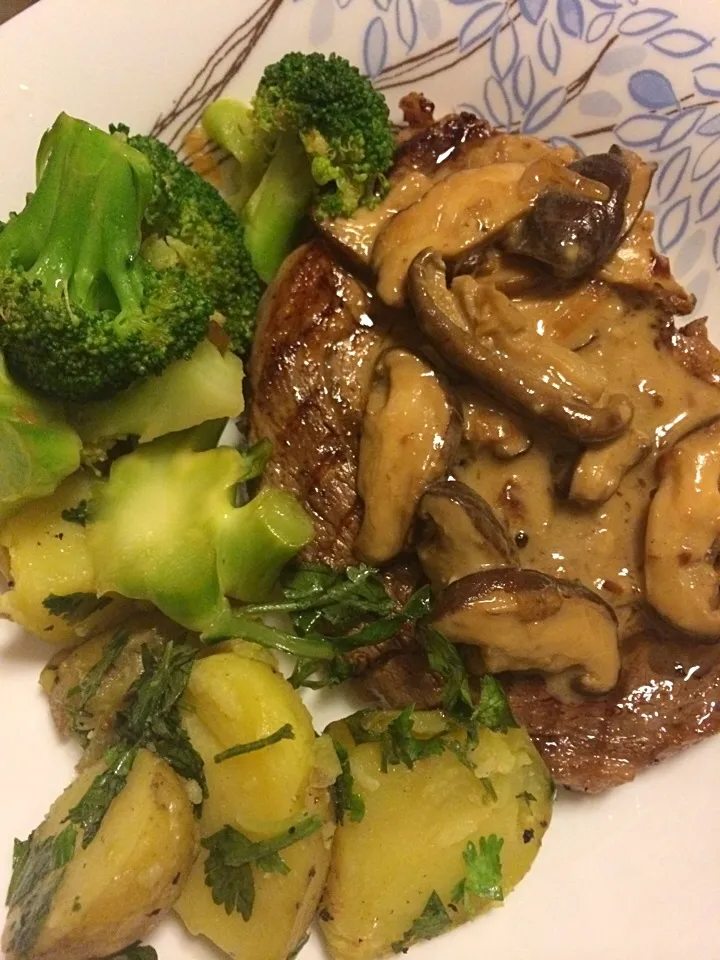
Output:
[
  {"xmin": 345, "ymin": 707, "xmax": 447, "ymax": 774},
  {"xmin": 72, "ymin": 895, "xmax": 82, "ymax": 912},
  {"xmin": 516, "ymin": 791, "xmax": 537, "ymax": 806},
  {"xmin": 7, "ymin": 835, "xmax": 32, "ymax": 905},
  {"xmin": 214, "ymin": 724, "xmax": 295, "ymax": 764},
  {"xmin": 66, "ymin": 629, "xmax": 130, "ymax": 740},
  {"xmin": 473, "ymin": 676, "xmax": 518, "ymax": 733},
  {"xmin": 67, "ymin": 744, "xmax": 137, "ymax": 847},
  {"xmin": 422, "ymin": 627, "xmax": 474, "ymax": 723},
  {"xmin": 42, "ymin": 592, "xmax": 110, "ymax": 624},
  {"xmin": 331, "ymin": 740, "xmax": 365, "ymax": 824},
  {"xmin": 104, "ymin": 944, "xmax": 158, "ymax": 960},
  {"xmin": 452, "ymin": 834, "xmax": 504, "ymax": 910},
  {"xmin": 480, "ymin": 777, "xmax": 498, "ymax": 802},
  {"xmin": 391, "ymin": 891, "xmax": 452, "ymax": 953},
  {"xmin": 202, "ymin": 817, "xmax": 323, "ymax": 921},
  {"xmin": 60, "ymin": 499, "xmax": 90, "ymax": 526}
]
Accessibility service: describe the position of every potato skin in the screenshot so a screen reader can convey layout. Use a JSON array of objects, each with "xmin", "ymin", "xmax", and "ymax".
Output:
[
  {"xmin": 3, "ymin": 749, "xmax": 197, "ymax": 960},
  {"xmin": 321, "ymin": 713, "xmax": 553, "ymax": 960},
  {"xmin": 0, "ymin": 472, "xmax": 133, "ymax": 646},
  {"xmin": 174, "ymin": 649, "xmax": 335, "ymax": 960}
]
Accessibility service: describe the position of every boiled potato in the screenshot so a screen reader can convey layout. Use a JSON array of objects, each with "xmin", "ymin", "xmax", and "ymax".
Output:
[
  {"xmin": 0, "ymin": 472, "xmax": 133, "ymax": 645},
  {"xmin": 3, "ymin": 749, "xmax": 197, "ymax": 960},
  {"xmin": 321, "ymin": 710, "xmax": 553, "ymax": 960},
  {"xmin": 175, "ymin": 648, "xmax": 336, "ymax": 960}
]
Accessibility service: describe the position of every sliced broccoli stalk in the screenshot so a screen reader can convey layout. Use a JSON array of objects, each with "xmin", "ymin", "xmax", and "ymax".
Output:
[
  {"xmin": 69, "ymin": 339, "xmax": 245, "ymax": 455},
  {"xmin": 0, "ymin": 114, "xmax": 212, "ymax": 401},
  {"xmin": 201, "ymin": 100, "xmax": 274, "ymax": 213},
  {"xmin": 86, "ymin": 432, "xmax": 313, "ymax": 633},
  {"xmin": 0, "ymin": 354, "xmax": 81, "ymax": 521}
]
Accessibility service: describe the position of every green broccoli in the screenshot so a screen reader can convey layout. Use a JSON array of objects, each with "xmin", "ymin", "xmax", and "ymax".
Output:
[
  {"xmin": 70, "ymin": 339, "xmax": 246, "ymax": 457},
  {"xmin": 121, "ymin": 130, "xmax": 264, "ymax": 356},
  {"xmin": 86, "ymin": 429, "xmax": 314, "ymax": 635},
  {"xmin": 0, "ymin": 114, "xmax": 214, "ymax": 402},
  {"xmin": 203, "ymin": 52, "xmax": 395, "ymax": 282},
  {"xmin": 0, "ymin": 353, "xmax": 81, "ymax": 521}
]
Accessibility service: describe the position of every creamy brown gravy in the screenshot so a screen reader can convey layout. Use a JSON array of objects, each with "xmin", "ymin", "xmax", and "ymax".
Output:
[{"xmin": 454, "ymin": 299, "xmax": 720, "ymax": 629}]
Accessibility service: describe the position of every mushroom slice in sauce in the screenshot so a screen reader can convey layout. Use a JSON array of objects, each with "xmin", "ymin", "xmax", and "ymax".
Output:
[
  {"xmin": 354, "ymin": 348, "xmax": 460, "ymax": 565},
  {"xmin": 503, "ymin": 148, "xmax": 645, "ymax": 281},
  {"xmin": 416, "ymin": 480, "xmax": 519, "ymax": 590},
  {"xmin": 569, "ymin": 427, "xmax": 652, "ymax": 505},
  {"xmin": 430, "ymin": 569, "xmax": 621, "ymax": 695},
  {"xmin": 458, "ymin": 384, "xmax": 532, "ymax": 459},
  {"xmin": 645, "ymin": 418, "xmax": 720, "ymax": 639},
  {"xmin": 408, "ymin": 249, "xmax": 633, "ymax": 443}
]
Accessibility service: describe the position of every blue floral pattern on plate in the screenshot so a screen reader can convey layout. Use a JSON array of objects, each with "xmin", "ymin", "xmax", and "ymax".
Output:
[{"xmin": 291, "ymin": 0, "xmax": 720, "ymax": 300}]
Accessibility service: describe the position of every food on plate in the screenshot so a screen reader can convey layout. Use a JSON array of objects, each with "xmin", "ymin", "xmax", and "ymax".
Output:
[
  {"xmin": 320, "ymin": 707, "xmax": 552, "ymax": 960},
  {"xmin": 175, "ymin": 646, "xmax": 335, "ymax": 960},
  {"xmin": 2, "ymin": 749, "xmax": 196, "ymax": 960},
  {"xmin": 1, "ymin": 41, "xmax": 718, "ymax": 960}
]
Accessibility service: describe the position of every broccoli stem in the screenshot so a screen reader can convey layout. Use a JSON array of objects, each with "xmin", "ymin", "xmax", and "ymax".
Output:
[
  {"xmin": 202, "ymin": 100, "xmax": 272, "ymax": 213},
  {"xmin": 217, "ymin": 487, "xmax": 315, "ymax": 602},
  {"xmin": 242, "ymin": 131, "xmax": 316, "ymax": 283}
]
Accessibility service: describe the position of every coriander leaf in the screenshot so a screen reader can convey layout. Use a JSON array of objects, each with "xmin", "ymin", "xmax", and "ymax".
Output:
[
  {"xmin": 7, "ymin": 834, "xmax": 32, "ymax": 905},
  {"xmin": 148, "ymin": 714, "xmax": 207, "ymax": 798},
  {"xmin": 52, "ymin": 824, "xmax": 77, "ymax": 868},
  {"xmin": 66, "ymin": 629, "xmax": 130, "ymax": 739},
  {"xmin": 288, "ymin": 655, "xmax": 350, "ymax": 691},
  {"xmin": 42, "ymin": 593, "xmax": 110, "ymax": 624},
  {"xmin": 401, "ymin": 584, "xmax": 433, "ymax": 620},
  {"xmin": 202, "ymin": 817, "xmax": 323, "ymax": 921},
  {"xmin": 345, "ymin": 708, "xmax": 447, "ymax": 774},
  {"xmin": 422, "ymin": 627, "xmax": 474, "ymax": 722},
  {"xmin": 480, "ymin": 777, "xmax": 498, "ymax": 802},
  {"xmin": 516, "ymin": 791, "xmax": 537, "ymax": 806},
  {"xmin": 473, "ymin": 676, "xmax": 517, "ymax": 733},
  {"xmin": 332, "ymin": 740, "xmax": 365, "ymax": 825},
  {"xmin": 391, "ymin": 891, "xmax": 452, "ymax": 953},
  {"xmin": 60, "ymin": 500, "xmax": 90, "ymax": 526},
  {"xmin": 214, "ymin": 724, "xmax": 295, "ymax": 764},
  {"xmin": 66, "ymin": 745, "xmax": 137, "ymax": 847},
  {"xmin": 104, "ymin": 943, "xmax": 158, "ymax": 960},
  {"xmin": 453, "ymin": 835, "xmax": 504, "ymax": 910},
  {"xmin": 238, "ymin": 438, "xmax": 273, "ymax": 483}
]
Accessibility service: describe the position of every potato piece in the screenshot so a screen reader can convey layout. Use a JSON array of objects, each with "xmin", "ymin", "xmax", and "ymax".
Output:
[
  {"xmin": 175, "ymin": 649, "xmax": 335, "ymax": 960},
  {"xmin": 3, "ymin": 749, "xmax": 197, "ymax": 960},
  {"xmin": 321, "ymin": 711, "xmax": 553, "ymax": 960},
  {"xmin": 0, "ymin": 472, "xmax": 133, "ymax": 646}
]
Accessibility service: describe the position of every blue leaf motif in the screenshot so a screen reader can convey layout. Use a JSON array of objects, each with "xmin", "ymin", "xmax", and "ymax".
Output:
[
  {"xmin": 656, "ymin": 146, "xmax": 690, "ymax": 202},
  {"xmin": 614, "ymin": 113, "xmax": 668, "ymax": 147},
  {"xmin": 538, "ymin": 19, "xmax": 562, "ymax": 75},
  {"xmin": 597, "ymin": 46, "xmax": 647, "ymax": 77},
  {"xmin": 586, "ymin": 11, "xmax": 615, "ymax": 43},
  {"xmin": 373, "ymin": 0, "xmax": 391, "ymax": 10},
  {"xmin": 692, "ymin": 136, "xmax": 720, "ymax": 181},
  {"xmin": 418, "ymin": 0, "xmax": 441, "ymax": 39},
  {"xmin": 658, "ymin": 195, "xmax": 690, "ymax": 250},
  {"xmin": 698, "ymin": 114, "xmax": 720, "ymax": 137},
  {"xmin": 648, "ymin": 29, "xmax": 713, "ymax": 59},
  {"xmin": 557, "ymin": 0, "xmax": 584, "ymax": 39},
  {"xmin": 483, "ymin": 76, "xmax": 513, "ymax": 128},
  {"xmin": 713, "ymin": 224, "xmax": 720, "ymax": 267},
  {"xmin": 628, "ymin": 70, "xmax": 677, "ymax": 110},
  {"xmin": 512, "ymin": 55, "xmax": 536, "ymax": 110},
  {"xmin": 619, "ymin": 8, "xmax": 676, "ymax": 36},
  {"xmin": 694, "ymin": 64, "xmax": 720, "ymax": 97},
  {"xmin": 579, "ymin": 91, "xmax": 622, "ymax": 117},
  {"xmin": 549, "ymin": 135, "xmax": 583, "ymax": 154},
  {"xmin": 698, "ymin": 174, "xmax": 720, "ymax": 221},
  {"xmin": 518, "ymin": 0, "xmax": 547, "ymax": 25},
  {"xmin": 589, "ymin": 0, "xmax": 620, "ymax": 8},
  {"xmin": 656, "ymin": 106, "xmax": 706, "ymax": 151},
  {"xmin": 336, "ymin": 0, "xmax": 354, "ymax": 7},
  {"xmin": 459, "ymin": 3, "xmax": 505, "ymax": 51},
  {"xmin": 491, "ymin": 18, "xmax": 519, "ymax": 80},
  {"xmin": 521, "ymin": 86, "xmax": 566, "ymax": 134},
  {"xmin": 396, "ymin": 0, "xmax": 418, "ymax": 51},
  {"xmin": 448, "ymin": 0, "xmax": 491, "ymax": 4},
  {"xmin": 363, "ymin": 17, "xmax": 388, "ymax": 78}
]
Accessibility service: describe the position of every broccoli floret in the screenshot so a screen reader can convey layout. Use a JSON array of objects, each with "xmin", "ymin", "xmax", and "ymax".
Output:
[
  {"xmin": 0, "ymin": 114, "xmax": 214, "ymax": 402},
  {"xmin": 123, "ymin": 131, "xmax": 264, "ymax": 356},
  {"xmin": 203, "ymin": 52, "xmax": 394, "ymax": 282},
  {"xmin": 70, "ymin": 339, "xmax": 246, "ymax": 458},
  {"xmin": 0, "ymin": 353, "xmax": 81, "ymax": 521},
  {"xmin": 86, "ymin": 430, "xmax": 314, "ymax": 633}
]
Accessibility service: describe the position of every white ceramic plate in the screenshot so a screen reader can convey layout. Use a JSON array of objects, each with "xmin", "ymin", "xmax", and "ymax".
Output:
[{"xmin": 1, "ymin": 1, "xmax": 719, "ymax": 958}]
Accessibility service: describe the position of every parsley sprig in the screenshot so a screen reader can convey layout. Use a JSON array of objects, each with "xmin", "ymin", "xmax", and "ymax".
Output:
[
  {"xmin": 451, "ymin": 834, "xmax": 505, "ymax": 910},
  {"xmin": 391, "ymin": 891, "xmax": 452, "ymax": 953}
]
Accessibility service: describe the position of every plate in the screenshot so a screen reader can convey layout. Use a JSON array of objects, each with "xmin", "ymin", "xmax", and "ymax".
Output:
[{"xmin": 1, "ymin": 1, "xmax": 719, "ymax": 958}]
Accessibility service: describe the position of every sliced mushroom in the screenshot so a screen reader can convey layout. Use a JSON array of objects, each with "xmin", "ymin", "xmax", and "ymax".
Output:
[
  {"xmin": 408, "ymin": 249, "xmax": 633, "ymax": 443},
  {"xmin": 503, "ymin": 149, "xmax": 637, "ymax": 280},
  {"xmin": 599, "ymin": 211, "xmax": 695, "ymax": 315},
  {"xmin": 372, "ymin": 163, "xmax": 531, "ymax": 307},
  {"xmin": 458, "ymin": 384, "xmax": 532, "ymax": 459},
  {"xmin": 416, "ymin": 480, "xmax": 519, "ymax": 590},
  {"xmin": 612, "ymin": 145, "xmax": 657, "ymax": 239},
  {"xmin": 645, "ymin": 418, "xmax": 720, "ymax": 639},
  {"xmin": 354, "ymin": 348, "xmax": 460, "ymax": 565},
  {"xmin": 569, "ymin": 427, "xmax": 652, "ymax": 505},
  {"xmin": 429, "ymin": 569, "xmax": 621, "ymax": 695}
]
